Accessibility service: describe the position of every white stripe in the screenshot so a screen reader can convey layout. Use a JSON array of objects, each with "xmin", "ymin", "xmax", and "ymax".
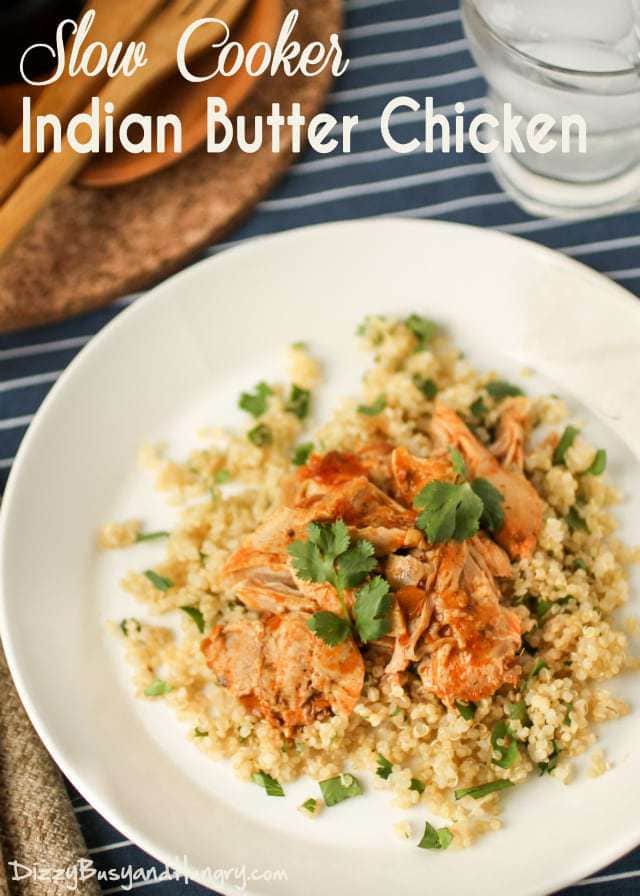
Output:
[
  {"xmin": 0, "ymin": 415, "xmax": 33, "ymax": 431},
  {"xmin": 329, "ymin": 66, "xmax": 480, "ymax": 103},
  {"xmin": 399, "ymin": 191, "xmax": 512, "ymax": 219},
  {"xmin": 348, "ymin": 38, "xmax": 469, "ymax": 71},
  {"xmin": 495, "ymin": 218, "xmax": 565, "ymax": 236},
  {"xmin": 0, "ymin": 457, "xmax": 13, "ymax": 471},
  {"xmin": 0, "ymin": 335, "xmax": 90, "ymax": 361},
  {"xmin": 102, "ymin": 875, "xmax": 176, "ymax": 895},
  {"xmin": 561, "ymin": 234, "xmax": 640, "ymax": 257},
  {"xmin": 343, "ymin": 9, "xmax": 461, "ymax": 40},
  {"xmin": 88, "ymin": 839, "xmax": 132, "ymax": 855},
  {"xmin": 0, "ymin": 370, "xmax": 62, "ymax": 394},
  {"xmin": 258, "ymin": 161, "xmax": 489, "ymax": 212},
  {"xmin": 606, "ymin": 266, "xmax": 640, "ymax": 280},
  {"xmin": 344, "ymin": 0, "xmax": 412, "ymax": 10},
  {"xmin": 579, "ymin": 869, "xmax": 640, "ymax": 886},
  {"xmin": 73, "ymin": 804, "xmax": 95, "ymax": 814}
]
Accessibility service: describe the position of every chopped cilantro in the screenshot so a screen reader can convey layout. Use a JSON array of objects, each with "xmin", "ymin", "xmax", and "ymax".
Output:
[
  {"xmin": 455, "ymin": 701, "xmax": 476, "ymax": 721},
  {"xmin": 353, "ymin": 576, "xmax": 393, "ymax": 643},
  {"xmin": 566, "ymin": 506, "xmax": 588, "ymax": 532},
  {"xmin": 319, "ymin": 773, "xmax": 363, "ymax": 806},
  {"xmin": 586, "ymin": 449, "xmax": 607, "ymax": 476},
  {"xmin": 454, "ymin": 779, "xmax": 514, "ymax": 800},
  {"xmin": 180, "ymin": 605, "xmax": 205, "ymax": 633},
  {"xmin": 449, "ymin": 447, "xmax": 467, "ymax": 479},
  {"xmin": 415, "ymin": 377, "xmax": 438, "ymax": 400},
  {"xmin": 574, "ymin": 558, "xmax": 589, "ymax": 572},
  {"xmin": 252, "ymin": 771, "xmax": 285, "ymax": 797},
  {"xmin": 288, "ymin": 520, "xmax": 376, "ymax": 601},
  {"xmin": 491, "ymin": 721, "xmax": 519, "ymax": 769},
  {"xmin": 194, "ymin": 727, "xmax": 209, "ymax": 738},
  {"xmin": 418, "ymin": 822, "xmax": 453, "ymax": 850},
  {"xmin": 214, "ymin": 469, "xmax": 231, "ymax": 484},
  {"xmin": 307, "ymin": 612, "xmax": 351, "ymax": 646},
  {"xmin": 405, "ymin": 314, "xmax": 438, "ymax": 350},
  {"xmin": 144, "ymin": 679, "xmax": 171, "ymax": 697},
  {"xmin": 507, "ymin": 701, "xmax": 530, "ymax": 725},
  {"xmin": 470, "ymin": 396, "xmax": 488, "ymax": 418},
  {"xmin": 144, "ymin": 569, "xmax": 173, "ymax": 592},
  {"xmin": 292, "ymin": 442, "xmax": 314, "ymax": 466},
  {"xmin": 291, "ymin": 341, "xmax": 306, "ymax": 350},
  {"xmin": 358, "ymin": 395, "xmax": 386, "ymax": 416},
  {"xmin": 135, "ymin": 530, "xmax": 169, "ymax": 543},
  {"xmin": 300, "ymin": 798, "xmax": 319, "ymax": 815},
  {"xmin": 553, "ymin": 426, "xmax": 579, "ymax": 466},
  {"xmin": 119, "ymin": 618, "xmax": 141, "ymax": 637},
  {"xmin": 414, "ymin": 481, "xmax": 483, "ymax": 544},
  {"xmin": 410, "ymin": 778, "xmax": 425, "ymax": 794},
  {"xmin": 248, "ymin": 423, "xmax": 273, "ymax": 447},
  {"xmin": 486, "ymin": 380, "xmax": 524, "ymax": 400},
  {"xmin": 286, "ymin": 385, "xmax": 311, "ymax": 420},
  {"xmin": 471, "ymin": 478, "xmax": 505, "ymax": 533},
  {"xmin": 524, "ymin": 658, "xmax": 548, "ymax": 688},
  {"xmin": 537, "ymin": 741, "xmax": 561, "ymax": 776},
  {"xmin": 563, "ymin": 703, "xmax": 574, "ymax": 727},
  {"xmin": 376, "ymin": 754, "xmax": 393, "ymax": 780},
  {"xmin": 238, "ymin": 382, "xmax": 272, "ymax": 418}
]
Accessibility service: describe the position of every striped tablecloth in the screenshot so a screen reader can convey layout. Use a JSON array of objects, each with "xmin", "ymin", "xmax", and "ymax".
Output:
[{"xmin": 2, "ymin": 1, "xmax": 640, "ymax": 893}]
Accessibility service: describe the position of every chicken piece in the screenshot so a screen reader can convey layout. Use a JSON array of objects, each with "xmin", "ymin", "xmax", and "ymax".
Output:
[
  {"xmin": 431, "ymin": 403, "xmax": 543, "ymax": 560},
  {"xmin": 385, "ymin": 554, "xmax": 429, "ymax": 589},
  {"xmin": 202, "ymin": 613, "xmax": 364, "ymax": 732},
  {"xmin": 416, "ymin": 541, "xmax": 521, "ymax": 703},
  {"xmin": 491, "ymin": 397, "xmax": 531, "ymax": 470},
  {"xmin": 390, "ymin": 446, "xmax": 455, "ymax": 506}
]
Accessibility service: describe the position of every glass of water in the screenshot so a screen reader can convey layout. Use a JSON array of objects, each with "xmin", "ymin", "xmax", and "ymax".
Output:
[{"xmin": 462, "ymin": 0, "xmax": 640, "ymax": 218}]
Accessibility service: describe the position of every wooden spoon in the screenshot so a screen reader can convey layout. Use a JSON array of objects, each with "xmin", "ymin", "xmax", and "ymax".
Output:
[
  {"xmin": 0, "ymin": 0, "xmax": 249, "ymax": 257},
  {"xmin": 0, "ymin": 0, "xmax": 167, "ymax": 204}
]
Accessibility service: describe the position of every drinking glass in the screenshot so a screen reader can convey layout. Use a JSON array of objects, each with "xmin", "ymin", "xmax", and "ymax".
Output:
[{"xmin": 461, "ymin": 0, "xmax": 640, "ymax": 218}]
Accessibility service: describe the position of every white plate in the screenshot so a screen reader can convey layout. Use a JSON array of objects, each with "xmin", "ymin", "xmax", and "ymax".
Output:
[{"xmin": 2, "ymin": 219, "xmax": 640, "ymax": 896}]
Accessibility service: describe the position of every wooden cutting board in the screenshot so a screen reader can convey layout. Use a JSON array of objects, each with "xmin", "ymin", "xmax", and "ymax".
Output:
[{"xmin": 0, "ymin": 0, "xmax": 340, "ymax": 333}]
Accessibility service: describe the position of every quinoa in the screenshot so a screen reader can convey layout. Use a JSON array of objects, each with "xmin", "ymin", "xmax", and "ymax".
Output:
[{"xmin": 103, "ymin": 317, "xmax": 638, "ymax": 847}]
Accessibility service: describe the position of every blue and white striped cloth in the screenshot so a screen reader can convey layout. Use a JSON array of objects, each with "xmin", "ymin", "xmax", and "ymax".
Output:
[{"xmin": 2, "ymin": 1, "xmax": 640, "ymax": 893}]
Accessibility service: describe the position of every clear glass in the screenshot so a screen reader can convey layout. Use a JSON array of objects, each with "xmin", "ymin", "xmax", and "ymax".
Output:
[{"xmin": 461, "ymin": 0, "xmax": 640, "ymax": 218}]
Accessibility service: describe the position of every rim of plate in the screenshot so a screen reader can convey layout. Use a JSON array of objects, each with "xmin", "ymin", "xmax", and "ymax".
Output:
[{"xmin": 1, "ymin": 217, "xmax": 640, "ymax": 895}]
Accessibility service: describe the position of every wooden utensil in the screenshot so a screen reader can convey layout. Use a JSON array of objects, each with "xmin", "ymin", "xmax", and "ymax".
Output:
[
  {"xmin": 0, "ymin": 0, "xmax": 167, "ymax": 204},
  {"xmin": 0, "ymin": 0, "xmax": 249, "ymax": 258}
]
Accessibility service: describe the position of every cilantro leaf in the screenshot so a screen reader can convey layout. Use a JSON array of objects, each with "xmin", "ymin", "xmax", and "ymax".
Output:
[
  {"xmin": 120, "ymin": 618, "xmax": 141, "ymax": 637},
  {"xmin": 319, "ymin": 773, "xmax": 363, "ymax": 806},
  {"xmin": 180, "ymin": 605, "xmax": 205, "ymax": 633},
  {"xmin": 455, "ymin": 700, "xmax": 476, "ymax": 721},
  {"xmin": 566, "ymin": 506, "xmax": 588, "ymax": 532},
  {"xmin": 135, "ymin": 530, "xmax": 169, "ymax": 543},
  {"xmin": 470, "ymin": 396, "xmax": 488, "ymax": 418},
  {"xmin": 507, "ymin": 701, "xmax": 530, "ymax": 724},
  {"xmin": 288, "ymin": 539, "xmax": 334, "ymax": 585},
  {"xmin": 194, "ymin": 727, "xmax": 209, "ymax": 737},
  {"xmin": 587, "ymin": 449, "xmax": 607, "ymax": 476},
  {"xmin": 449, "ymin": 447, "xmax": 467, "ymax": 479},
  {"xmin": 292, "ymin": 442, "xmax": 314, "ymax": 466},
  {"xmin": 414, "ymin": 481, "xmax": 483, "ymax": 544},
  {"xmin": 376, "ymin": 754, "xmax": 393, "ymax": 780},
  {"xmin": 410, "ymin": 778, "xmax": 425, "ymax": 794},
  {"xmin": 471, "ymin": 478, "xmax": 505, "ymax": 533},
  {"xmin": 239, "ymin": 382, "xmax": 272, "ymax": 418},
  {"xmin": 144, "ymin": 679, "xmax": 171, "ymax": 697},
  {"xmin": 252, "ymin": 771, "xmax": 285, "ymax": 797},
  {"xmin": 537, "ymin": 741, "xmax": 561, "ymax": 776},
  {"xmin": 309, "ymin": 519, "xmax": 350, "ymax": 557},
  {"xmin": 300, "ymin": 798, "xmax": 319, "ymax": 815},
  {"xmin": 289, "ymin": 521, "xmax": 377, "ymax": 602},
  {"xmin": 454, "ymin": 779, "xmax": 514, "ymax": 800},
  {"xmin": 247, "ymin": 423, "xmax": 272, "ymax": 447},
  {"xmin": 358, "ymin": 395, "xmax": 386, "ymax": 416},
  {"xmin": 354, "ymin": 576, "xmax": 393, "ymax": 643},
  {"xmin": 553, "ymin": 426, "xmax": 579, "ymax": 466},
  {"xmin": 214, "ymin": 469, "xmax": 231, "ymax": 484},
  {"xmin": 144, "ymin": 569, "xmax": 173, "ymax": 591},
  {"xmin": 491, "ymin": 721, "xmax": 519, "ymax": 769},
  {"xmin": 524, "ymin": 658, "xmax": 548, "ymax": 689},
  {"xmin": 286, "ymin": 385, "xmax": 311, "ymax": 420},
  {"xmin": 307, "ymin": 612, "xmax": 351, "ymax": 646},
  {"xmin": 486, "ymin": 380, "xmax": 524, "ymax": 400},
  {"xmin": 418, "ymin": 822, "xmax": 453, "ymax": 850},
  {"xmin": 336, "ymin": 538, "xmax": 377, "ymax": 590},
  {"xmin": 415, "ymin": 377, "xmax": 438, "ymax": 400},
  {"xmin": 405, "ymin": 314, "xmax": 438, "ymax": 350}
]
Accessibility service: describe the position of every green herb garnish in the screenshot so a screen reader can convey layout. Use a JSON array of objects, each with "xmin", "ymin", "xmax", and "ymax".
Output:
[
  {"xmin": 491, "ymin": 721, "xmax": 519, "ymax": 769},
  {"xmin": 525, "ymin": 658, "xmax": 548, "ymax": 688},
  {"xmin": 144, "ymin": 679, "xmax": 171, "ymax": 697},
  {"xmin": 319, "ymin": 773, "xmax": 363, "ymax": 806},
  {"xmin": 180, "ymin": 605, "xmax": 205, "ymax": 633},
  {"xmin": 287, "ymin": 385, "xmax": 311, "ymax": 420},
  {"xmin": 418, "ymin": 822, "xmax": 453, "ymax": 850},
  {"xmin": 454, "ymin": 779, "xmax": 514, "ymax": 800},
  {"xmin": 414, "ymin": 481, "xmax": 483, "ymax": 544},
  {"xmin": 194, "ymin": 727, "xmax": 209, "ymax": 738},
  {"xmin": 307, "ymin": 612, "xmax": 351, "ymax": 646},
  {"xmin": 358, "ymin": 395, "xmax": 386, "ymax": 416},
  {"xmin": 248, "ymin": 423, "xmax": 273, "ymax": 447},
  {"xmin": 144, "ymin": 569, "xmax": 173, "ymax": 591},
  {"xmin": 537, "ymin": 741, "xmax": 561, "ymax": 776},
  {"xmin": 586, "ymin": 449, "xmax": 607, "ymax": 476},
  {"xmin": 470, "ymin": 396, "xmax": 488, "ymax": 418},
  {"xmin": 455, "ymin": 701, "xmax": 476, "ymax": 721},
  {"xmin": 300, "ymin": 798, "xmax": 319, "ymax": 814},
  {"xmin": 376, "ymin": 754, "xmax": 393, "ymax": 780},
  {"xmin": 415, "ymin": 377, "xmax": 438, "ymax": 400},
  {"xmin": 135, "ymin": 530, "xmax": 169, "ymax": 543},
  {"xmin": 566, "ymin": 506, "xmax": 588, "ymax": 532},
  {"xmin": 563, "ymin": 703, "xmax": 574, "ymax": 727},
  {"xmin": 252, "ymin": 771, "xmax": 285, "ymax": 797},
  {"xmin": 292, "ymin": 442, "xmax": 314, "ymax": 466},
  {"xmin": 574, "ymin": 558, "xmax": 589, "ymax": 572},
  {"xmin": 410, "ymin": 778, "xmax": 425, "ymax": 794},
  {"xmin": 405, "ymin": 314, "xmax": 438, "ymax": 350},
  {"xmin": 288, "ymin": 520, "xmax": 376, "ymax": 602},
  {"xmin": 120, "ymin": 618, "xmax": 141, "ymax": 637},
  {"xmin": 471, "ymin": 478, "xmax": 505, "ymax": 533},
  {"xmin": 449, "ymin": 447, "xmax": 467, "ymax": 479},
  {"xmin": 214, "ymin": 469, "xmax": 231, "ymax": 484},
  {"xmin": 239, "ymin": 382, "xmax": 272, "ymax": 418},
  {"xmin": 507, "ymin": 701, "xmax": 530, "ymax": 724},
  {"xmin": 553, "ymin": 426, "xmax": 579, "ymax": 466},
  {"xmin": 486, "ymin": 380, "xmax": 524, "ymax": 400},
  {"xmin": 353, "ymin": 576, "xmax": 393, "ymax": 643}
]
